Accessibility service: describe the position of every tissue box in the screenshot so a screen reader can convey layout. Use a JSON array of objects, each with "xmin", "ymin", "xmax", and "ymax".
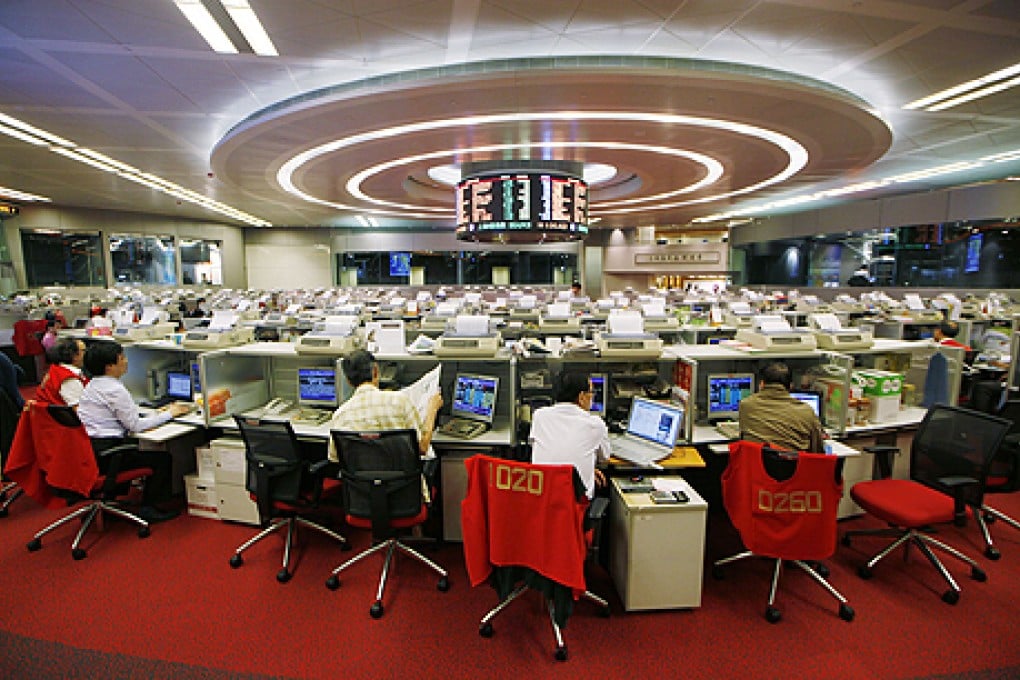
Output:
[
  {"xmin": 855, "ymin": 370, "xmax": 902, "ymax": 398},
  {"xmin": 868, "ymin": 394, "xmax": 901, "ymax": 423}
]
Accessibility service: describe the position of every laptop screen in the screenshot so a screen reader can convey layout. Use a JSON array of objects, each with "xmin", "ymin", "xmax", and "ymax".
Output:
[
  {"xmin": 451, "ymin": 373, "xmax": 499, "ymax": 424},
  {"xmin": 625, "ymin": 397, "xmax": 684, "ymax": 447}
]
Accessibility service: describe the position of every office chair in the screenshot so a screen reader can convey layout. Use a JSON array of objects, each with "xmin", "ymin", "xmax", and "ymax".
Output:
[
  {"xmin": 326, "ymin": 429, "xmax": 449, "ymax": 619},
  {"xmin": 970, "ymin": 395, "xmax": 1020, "ymax": 559},
  {"xmin": 229, "ymin": 417, "xmax": 347, "ymax": 583},
  {"xmin": 0, "ymin": 389, "xmax": 24, "ymax": 517},
  {"xmin": 8, "ymin": 403, "xmax": 152, "ymax": 560},
  {"xmin": 713, "ymin": 441, "xmax": 853, "ymax": 624},
  {"xmin": 842, "ymin": 405, "xmax": 1011, "ymax": 604},
  {"xmin": 461, "ymin": 454, "xmax": 610, "ymax": 661}
]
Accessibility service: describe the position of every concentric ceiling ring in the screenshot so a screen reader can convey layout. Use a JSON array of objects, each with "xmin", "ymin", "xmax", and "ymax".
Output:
[{"xmin": 211, "ymin": 57, "xmax": 892, "ymax": 228}]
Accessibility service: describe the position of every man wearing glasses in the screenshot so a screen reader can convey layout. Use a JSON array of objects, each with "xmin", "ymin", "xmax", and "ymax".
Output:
[{"xmin": 529, "ymin": 370, "xmax": 611, "ymax": 499}]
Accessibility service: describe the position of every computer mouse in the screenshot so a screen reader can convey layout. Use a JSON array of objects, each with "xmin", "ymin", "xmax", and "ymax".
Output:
[{"xmin": 630, "ymin": 475, "xmax": 644, "ymax": 483}]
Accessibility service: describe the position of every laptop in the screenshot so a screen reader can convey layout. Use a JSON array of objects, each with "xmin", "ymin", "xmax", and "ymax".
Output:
[
  {"xmin": 438, "ymin": 373, "xmax": 499, "ymax": 439},
  {"xmin": 610, "ymin": 397, "xmax": 685, "ymax": 466}
]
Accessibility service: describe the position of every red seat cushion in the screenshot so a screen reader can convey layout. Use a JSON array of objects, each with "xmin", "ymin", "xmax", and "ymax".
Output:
[
  {"xmin": 90, "ymin": 468, "xmax": 153, "ymax": 495},
  {"xmin": 851, "ymin": 479, "xmax": 956, "ymax": 527},
  {"xmin": 347, "ymin": 505, "xmax": 427, "ymax": 530}
]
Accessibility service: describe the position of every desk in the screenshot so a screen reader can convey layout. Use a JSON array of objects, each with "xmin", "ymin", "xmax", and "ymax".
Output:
[
  {"xmin": 608, "ymin": 477, "xmax": 707, "ymax": 610},
  {"xmin": 608, "ymin": 445, "xmax": 705, "ymax": 469}
]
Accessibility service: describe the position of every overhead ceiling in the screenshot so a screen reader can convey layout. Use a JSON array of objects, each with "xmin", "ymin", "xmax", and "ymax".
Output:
[{"xmin": 0, "ymin": 0, "xmax": 1018, "ymax": 232}]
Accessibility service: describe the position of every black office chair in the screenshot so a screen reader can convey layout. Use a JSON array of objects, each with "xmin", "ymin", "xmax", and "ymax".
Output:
[
  {"xmin": 970, "ymin": 395, "xmax": 1020, "ymax": 559},
  {"xmin": 326, "ymin": 429, "xmax": 449, "ymax": 619},
  {"xmin": 713, "ymin": 441, "xmax": 853, "ymax": 623},
  {"xmin": 843, "ymin": 405, "xmax": 1012, "ymax": 604},
  {"xmin": 18, "ymin": 404, "xmax": 152, "ymax": 559},
  {"xmin": 0, "ymin": 388, "xmax": 24, "ymax": 517},
  {"xmin": 229, "ymin": 416, "xmax": 347, "ymax": 583}
]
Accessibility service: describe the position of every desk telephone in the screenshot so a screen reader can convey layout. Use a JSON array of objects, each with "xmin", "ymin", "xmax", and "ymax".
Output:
[{"xmin": 263, "ymin": 398, "xmax": 293, "ymax": 415}]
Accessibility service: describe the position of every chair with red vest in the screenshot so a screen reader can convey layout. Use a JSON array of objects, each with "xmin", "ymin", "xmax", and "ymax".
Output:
[
  {"xmin": 326, "ymin": 429, "xmax": 449, "ymax": 619},
  {"xmin": 713, "ymin": 440, "xmax": 853, "ymax": 624},
  {"xmin": 842, "ymin": 405, "xmax": 1011, "ymax": 604},
  {"xmin": 229, "ymin": 416, "xmax": 347, "ymax": 583},
  {"xmin": 461, "ymin": 454, "xmax": 610, "ymax": 661},
  {"xmin": 5, "ymin": 402, "xmax": 152, "ymax": 559}
]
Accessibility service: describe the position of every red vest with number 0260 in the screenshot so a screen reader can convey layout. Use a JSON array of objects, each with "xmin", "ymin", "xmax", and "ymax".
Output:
[{"xmin": 722, "ymin": 440, "xmax": 842, "ymax": 561}]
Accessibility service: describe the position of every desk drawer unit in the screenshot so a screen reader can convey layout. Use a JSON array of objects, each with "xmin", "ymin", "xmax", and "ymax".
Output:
[{"xmin": 609, "ymin": 478, "xmax": 707, "ymax": 611}]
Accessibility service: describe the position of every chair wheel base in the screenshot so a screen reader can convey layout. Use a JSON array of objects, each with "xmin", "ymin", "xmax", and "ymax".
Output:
[
  {"xmin": 229, "ymin": 554, "xmax": 243, "ymax": 568},
  {"xmin": 971, "ymin": 567, "xmax": 987, "ymax": 582},
  {"xmin": 276, "ymin": 569, "xmax": 291, "ymax": 584},
  {"xmin": 437, "ymin": 576, "xmax": 450, "ymax": 592},
  {"xmin": 325, "ymin": 575, "xmax": 340, "ymax": 590},
  {"xmin": 370, "ymin": 601, "xmax": 384, "ymax": 619},
  {"xmin": 72, "ymin": 548, "xmax": 87, "ymax": 561},
  {"xmin": 942, "ymin": 589, "xmax": 960, "ymax": 605},
  {"xmin": 839, "ymin": 604, "xmax": 855, "ymax": 622},
  {"xmin": 983, "ymin": 512, "xmax": 996, "ymax": 524},
  {"xmin": 0, "ymin": 507, "xmax": 8, "ymax": 518},
  {"xmin": 598, "ymin": 605, "xmax": 611, "ymax": 618},
  {"xmin": 985, "ymin": 546, "xmax": 1001, "ymax": 560},
  {"xmin": 857, "ymin": 565, "xmax": 873, "ymax": 580},
  {"xmin": 765, "ymin": 607, "xmax": 782, "ymax": 623},
  {"xmin": 711, "ymin": 565, "xmax": 725, "ymax": 579},
  {"xmin": 26, "ymin": 538, "xmax": 41, "ymax": 552},
  {"xmin": 810, "ymin": 561, "xmax": 830, "ymax": 578},
  {"xmin": 479, "ymin": 622, "xmax": 494, "ymax": 638},
  {"xmin": 340, "ymin": 541, "xmax": 352, "ymax": 552},
  {"xmin": 138, "ymin": 526, "xmax": 150, "ymax": 539},
  {"xmin": 554, "ymin": 645, "xmax": 568, "ymax": 662}
]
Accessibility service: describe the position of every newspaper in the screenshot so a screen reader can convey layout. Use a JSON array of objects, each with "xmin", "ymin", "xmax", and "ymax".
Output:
[{"xmin": 400, "ymin": 365, "xmax": 441, "ymax": 457}]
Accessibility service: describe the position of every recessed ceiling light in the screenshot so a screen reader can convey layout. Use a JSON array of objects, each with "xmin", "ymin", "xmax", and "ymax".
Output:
[
  {"xmin": 221, "ymin": 0, "xmax": 278, "ymax": 56},
  {"xmin": 174, "ymin": 0, "xmax": 237, "ymax": 54},
  {"xmin": 904, "ymin": 61, "xmax": 1020, "ymax": 111}
]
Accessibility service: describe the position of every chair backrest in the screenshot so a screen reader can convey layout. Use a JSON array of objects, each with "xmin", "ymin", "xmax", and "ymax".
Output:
[
  {"xmin": 233, "ymin": 416, "xmax": 304, "ymax": 513},
  {"xmin": 909, "ymin": 405, "xmax": 1013, "ymax": 507},
  {"xmin": 461, "ymin": 454, "xmax": 588, "ymax": 592},
  {"xmin": 722, "ymin": 441, "xmax": 842, "ymax": 561},
  {"xmin": 46, "ymin": 403, "xmax": 82, "ymax": 429},
  {"xmin": 0, "ymin": 389, "xmax": 21, "ymax": 460},
  {"xmin": 330, "ymin": 429, "xmax": 422, "ymax": 536}
]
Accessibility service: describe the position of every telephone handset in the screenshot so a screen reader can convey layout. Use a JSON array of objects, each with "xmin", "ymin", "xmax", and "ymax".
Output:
[{"xmin": 263, "ymin": 397, "xmax": 293, "ymax": 415}]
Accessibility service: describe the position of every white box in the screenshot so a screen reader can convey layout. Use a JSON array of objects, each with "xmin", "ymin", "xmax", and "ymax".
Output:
[
  {"xmin": 195, "ymin": 446, "xmax": 216, "ymax": 479},
  {"xmin": 217, "ymin": 483, "xmax": 261, "ymax": 525},
  {"xmin": 869, "ymin": 394, "xmax": 901, "ymax": 423},
  {"xmin": 211, "ymin": 438, "xmax": 248, "ymax": 486},
  {"xmin": 185, "ymin": 474, "xmax": 219, "ymax": 520}
]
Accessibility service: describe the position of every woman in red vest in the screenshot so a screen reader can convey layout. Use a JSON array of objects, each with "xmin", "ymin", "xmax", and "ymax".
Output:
[{"xmin": 36, "ymin": 337, "xmax": 88, "ymax": 407}]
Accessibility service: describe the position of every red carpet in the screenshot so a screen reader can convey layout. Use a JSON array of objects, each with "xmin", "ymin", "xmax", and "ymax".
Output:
[{"xmin": 1, "ymin": 484, "xmax": 1019, "ymax": 679}]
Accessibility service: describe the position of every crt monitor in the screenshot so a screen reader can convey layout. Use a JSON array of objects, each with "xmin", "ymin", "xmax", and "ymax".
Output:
[
  {"xmin": 165, "ymin": 371, "xmax": 193, "ymax": 400},
  {"xmin": 789, "ymin": 390, "xmax": 823, "ymax": 420},
  {"xmin": 451, "ymin": 373, "xmax": 499, "ymax": 424},
  {"xmin": 706, "ymin": 373, "xmax": 755, "ymax": 420},
  {"xmin": 296, "ymin": 367, "xmax": 339, "ymax": 408},
  {"xmin": 589, "ymin": 373, "xmax": 607, "ymax": 418}
]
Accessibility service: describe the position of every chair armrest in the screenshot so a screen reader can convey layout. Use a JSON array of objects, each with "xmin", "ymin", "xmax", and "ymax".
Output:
[
  {"xmin": 588, "ymin": 496, "xmax": 609, "ymax": 522},
  {"xmin": 862, "ymin": 445, "xmax": 900, "ymax": 455},
  {"xmin": 307, "ymin": 459, "xmax": 340, "ymax": 505},
  {"xmin": 422, "ymin": 457, "xmax": 439, "ymax": 483},
  {"xmin": 863, "ymin": 445, "xmax": 899, "ymax": 480},
  {"xmin": 95, "ymin": 442, "xmax": 141, "ymax": 496},
  {"xmin": 938, "ymin": 475, "xmax": 979, "ymax": 489}
]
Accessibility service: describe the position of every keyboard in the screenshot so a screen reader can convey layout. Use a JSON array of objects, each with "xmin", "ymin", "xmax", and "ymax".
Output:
[
  {"xmin": 139, "ymin": 395, "xmax": 173, "ymax": 408},
  {"xmin": 438, "ymin": 419, "xmax": 487, "ymax": 439},
  {"xmin": 714, "ymin": 420, "xmax": 741, "ymax": 440},
  {"xmin": 610, "ymin": 437, "xmax": 669, "ymax": 466},
  {"xmin": 291, "ymin": 409, "xmax": 331, "ymax": 425}
]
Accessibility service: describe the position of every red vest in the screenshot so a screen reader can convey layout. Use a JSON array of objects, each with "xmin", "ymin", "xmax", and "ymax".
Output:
[
  {"xmin": 723, "ymin": 440, "xmax": 842, "ymax": 561},
  {"xmin": 4, "ymin": 402, "xmax": 98, "ymax": 508},
  {"xmin": 35, "ymin": 364, "xmax": 87, "ymax": 405},
  {"xmin": 461, "ymin": 455, "xmax": 587, "ymax": 595}
]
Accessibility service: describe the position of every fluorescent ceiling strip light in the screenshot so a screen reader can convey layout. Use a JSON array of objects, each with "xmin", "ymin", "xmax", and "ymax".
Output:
[
  {"xmin": 355, "ymin": 215, "xmax": 371, "ymax": 227},
  {"xmin": 925, "ymin": 75, "xmax": 1020, "ymax": 111},
  {"xmin": 76, "ymin": 148, "xmax": 140, "ymax": 174},
  {"xmin": 981, "ymin": 148, "xmax": 1020, "ymax": 163},
  {"xmin": 175, "ymin": 0, "xmax": 238, "ymax": 54},
  {"xmin": 0, "ymin": 123, "xmax": 48, "ymax": 146},
  {"xmin": 904, "ymin": 62, "xmax": 1020, "ymax": 110},
  {"xmin": 220, "ymin": 0, "xmax": 277, "ymax": 56},
  {"xmin": 0, "ymin": 186, "xmax": 50, "ymax": 202},
  {"xmin": 0, "ymin": 113, "xmax": 74, "ymax": 146},
  {"xmin": 51, "ymin": 147, "xmax": 122, "ymax": 173}
]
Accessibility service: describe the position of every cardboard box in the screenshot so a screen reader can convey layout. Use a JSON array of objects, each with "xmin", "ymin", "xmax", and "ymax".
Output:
[
  {"xmin": 211, "ymin": 438, "xmax": 248, "ymax": 486},
  {"xmin": 195, "ymin": 446, "xmax": 216, "ymax": 480},
  {"xmin": 185, "ymin": 474, "xmax": 219, "ymax": 520},
  {"xmin": 869, "ymin": 394, "xmax": 901, "ymax": 423},
  {"xmin": 216, "ymin": 483, "xmax": 261, "ymax": 525},
  {"xmin": 855, "ymin": 370, "xmax": 903, "ymax": 398}
]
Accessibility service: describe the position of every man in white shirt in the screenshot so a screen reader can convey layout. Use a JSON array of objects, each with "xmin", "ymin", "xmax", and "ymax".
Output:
[
  {"xmin": 78, "ymin": 341, "xmax": 191, "ymax": 522},
  {"xmin": 529, "ymin": 371, "xmax": 611, "ymax": 499}
]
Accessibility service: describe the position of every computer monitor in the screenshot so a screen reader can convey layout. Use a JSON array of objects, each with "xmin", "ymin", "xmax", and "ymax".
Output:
[
  {"xmin": 296, "ymin": 366, "xmax": 339, "ymax": 408},
  {"xmin": 706, "ymin": 373, "xmax": 755, "ymax": 421},
  {"xmin": 451, "ymin": 373, "xmax": 499, "ymax": 424},
  {"xmin": 165, "ymin": 371, "xmax": 192, "ymax": 400},
  {"xmin": 589, "ymin": 373, "xmax": 607, "ymax": 418},
  {"xmin": 789, "ymin": 390, "xmax": 823, "ymax": 420}
]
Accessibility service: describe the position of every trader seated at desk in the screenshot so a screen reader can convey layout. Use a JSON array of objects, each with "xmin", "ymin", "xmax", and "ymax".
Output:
[
  {"xmin": 77, "ymin": 340, "xmax": 193, "ymax": 522},
  {"xmin": 327, "ymin": 349, "xmax": 443, "ymax": 462},
  {"xmin": 529, "ymin": 370, "xmax": 610, "ymax": 499},
  {"xmin": 738, "ymin": 361, "xmax": 826, "ymax": 454}
]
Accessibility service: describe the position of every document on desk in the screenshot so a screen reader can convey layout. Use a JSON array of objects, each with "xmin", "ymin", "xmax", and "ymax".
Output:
[
  {"xmin": 651, "ymin": 478, "xmax": 689, "ymax": 493},
  {"xmin": 400, "ymin": 365, "xmax": 441, "ymax": 457}
]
